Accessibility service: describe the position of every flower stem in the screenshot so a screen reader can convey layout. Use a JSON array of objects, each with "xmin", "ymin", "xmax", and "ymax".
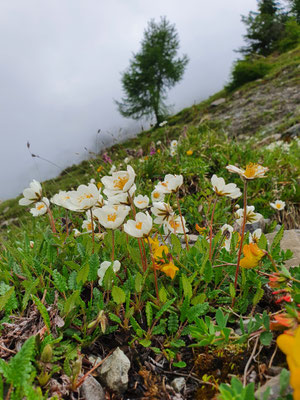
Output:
[
  {"xmin": 46, "ymin": 205, "xmax": 56, "ymax": 234},
  {"xmin": 209, "ymin": 197, "xmax": 218, "ymax": 261},
  {"xmin": 90, "ymin": 208, "xmax": 95, "ymax": 254},
  {"xmin": 147, "ymin": 237, "xmax": 159, "ymax": 302},
  {"xmin": 176, "ymin": 193, "xmax": 189, "ymax": 250},
  {"xmin": 111, "ymin": 229, "xmax": 115, "ymax": 261},
  {"xmin": 232, "ymin": 179, "xmax": 248, "ymax": 305}
]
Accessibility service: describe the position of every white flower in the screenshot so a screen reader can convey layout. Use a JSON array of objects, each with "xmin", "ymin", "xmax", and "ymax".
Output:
[
  {"xmin": 134, "ymin": 195, "xmax": 150, "ymax": 209},
  {"xmin": 270, "ymin": 200, "xmax": 285, "ymax": 211},
  {"xmin": 235, "ymin": 206, "xmax": 263, "ymax": 225},
  {"xmin": 170, "ymin": 140, "xmax": 178, "ymax": 148},
  {"xmin": 51, "ymin": 190, "xmax": 72, "ymax": 207},
  {"xmin": 249, "ymin": 228, "xmax": 262, "ymax": 244},
  {"xmin": 156, "ymin": 140, "xmax": 162, "ymax": 146},
  {"xmin": 151, "ymin": 189, "xmax": 165, "ymax": 203},
  {"xmin": 29, "ymin": 241, "xmax": 34, "ymax": 249},
  {"xmin": 226, "ymin": 163, "xmax": 268, "ymax": 180},
  {"xmin": 82, "ymin": 214, "xmax": 95, "ymax": 232},
  {"xmin": 101, "ymin": 165, "xmax": 135, "ymax": 195},
  {"xmin": 156, "ymin": 174, "xmax": 183, "ymax": 194},
  {"xmin": 105, "ymin": 185, "xmax": 136, "ymax": 206},
  {"xmin": 73, "ymin": 228, "xmax": 81, "ymax": 238},
  {"xmin": 93, "ymin": 204, "xmax": 130, "ymax": 230},
  {"xmin": 63, "ymin": 184, "xmax": 100, "ymax": 212},
  {"xmin": 159, "ymin": 121, "xmax": 168, "ymax": 127},
  {"xmin": 124, "ymin": 212, "xmax": 153, "ymax": 238},
  {"xmin": 19, "ymin": 179, "xmax": 42, "ymax": 205},
  {"xmin": 90, "ymin": 178, "xmax": 96, "ymax": 184},
  {"xmin": 97, "ymin": 260, "xmax": 121, "ymax": 286},
  {"xmin": 124, "ymin": 157, "xmax": 130, "ymax": 164},
  {"xmin": 165, "ymin": 215, "xmax": 188, "ymax": 235},
  {"xmin": 211, "ymin": 175, "xmax": 242, "ymax": 199},
  {"xmin": 151, "ymin": 202, "xmax": 174, "ymax": 225},
  {"xmin": 170, "ymin": 149, "xmax": 177, "ymax": 157},
  {"xmin": 109, "ymin": 165, "xmax": 117, "ymax": 175},
  {"xmin": 30, "ymin": 197, "xmax": 49, "ymax": 217},
  {"xmin": 221, "ymin": 224, "xmax": 234, "ymax": 252}
]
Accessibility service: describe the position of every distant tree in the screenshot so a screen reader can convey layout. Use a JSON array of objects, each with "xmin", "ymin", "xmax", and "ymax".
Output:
[
  {"xmin": 116, "ymin": 17, "xmax": 188, "ymax": 125},
  {"xmin": 239, "ymin": 0, "xmax": 286, "ymax": 55},
  {"xmin": 287, "ymin": 0, "xmax": 300, "ymax": 22}
]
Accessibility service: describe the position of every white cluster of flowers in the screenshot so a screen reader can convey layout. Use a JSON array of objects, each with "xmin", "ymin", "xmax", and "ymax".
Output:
[{"xmin": 169, "ymin": 140, "xmax": 178, "ymax": 157}]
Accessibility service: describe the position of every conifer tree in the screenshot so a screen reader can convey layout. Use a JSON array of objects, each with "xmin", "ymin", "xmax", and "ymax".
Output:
[{"xmin": 116, "ymin": 17, "xmax": 188, "ymax": 125}]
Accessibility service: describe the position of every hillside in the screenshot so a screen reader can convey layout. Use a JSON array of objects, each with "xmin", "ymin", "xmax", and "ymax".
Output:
[
  {"xmin": 1, "ymin": 46, "xmax": 299, "ymax": 232},
  {"xmin": 0, "ymin": 46, "xmax": 299, "ymax": 400}
]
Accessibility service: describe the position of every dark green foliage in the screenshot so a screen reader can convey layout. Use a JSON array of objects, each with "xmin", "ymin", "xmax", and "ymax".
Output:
[
  {"xmin": 288, "ymin": 0, "xmax": 300, "ymax": 22},
  {"xmin": 239, "ymin": 0, "xmax": 286, "ymax": 56},
  {"xmin": 277, "ymin": 18, "xmax": 300, "ymax": 51},
  {"xmin": 226, "ymin": 57, "xmax": 272, "ymax": 91},
  {"xmin": 116, "ymin": 17, "xmax": 188, "ymax": 125}
]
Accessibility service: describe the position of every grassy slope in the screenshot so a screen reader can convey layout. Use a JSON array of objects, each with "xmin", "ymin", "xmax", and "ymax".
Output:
[{"xmin": 0, "ymin": 46, "xmax": 299, "ymax": 233}]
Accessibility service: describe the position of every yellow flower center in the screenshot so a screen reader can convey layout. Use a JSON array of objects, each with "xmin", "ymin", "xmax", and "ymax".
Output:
[
  {"xmin": 137, "ymin": 200, "xmax": 144, "ymax": 204},
  {"xmin": 276, "ymin": 203, "xmax": 281, "ymax": 209},
  {"xmin": 87, "ymin": 222, "xmax": 92, "ymax": 230},
  {"xmin": 169, "ymin": 219, "xmax": 180, "ymax": 231},
  {"xmin": 107, "ymin": 213, "xmax": 117, "ymax": 222},
  {"xmin": 153, "ymin": 192, "xmax": 160, "ymax": 199},
  {"xmin": 37, "ymin": 204, "xmax": 45, "ymax": 210},
  {"xmin": 244, "ymin": 163, "xmax": 258, "ymax": 178},
  {"xmin": 135, "ymin": 222, "xmax": 143, "ymax": 230},
  {"xmin": 113, "ymin": 175, "xmax": 129, "ymax": 190}
]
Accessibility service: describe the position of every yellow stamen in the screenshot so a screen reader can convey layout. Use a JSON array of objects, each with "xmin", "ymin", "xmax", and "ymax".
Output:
[
  {"xmin": 244, "ymin": 163, "xmax": 258, "ymax": 178},
  {"xmin": 37, "ymin": 204, "xmax": 45, "ymax": 210},
  {"xmin": 113, "ymin": 175, "xmax": 129, "ymax": 190},
  {"xmin": 107, "ymin": 213, "xmax": 117, "ymax": 222},
  {"xmin": 153, "ymin": 192, "xmax": 160, "ymax": 198},
  {"xmin": 135, "ymin": 222, "xmax": 143, "ymax": 230}
]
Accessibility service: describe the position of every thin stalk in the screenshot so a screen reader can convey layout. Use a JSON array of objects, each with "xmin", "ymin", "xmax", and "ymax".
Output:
[
  {"xmin": 128, "ymin": 191, "xmax": 146, "ymax": 272},
  {"xmin": 111, "ymin": 229, "xmax": 115, "ymax": 261},
  {"xmin": 147, "ymin": 237, "xmax": 159, "ymax": 302},
  {"xmin": 89, "ymin": 208, "xmax": 95, "ymax": 254},
  {"xmin": 65, "ymin": 210, "xmax": 69, "ymax": 237},
  {"xmin": 46, "ymin": 205, "xmax": 56, "ymax": 234},
  {"xmin": 176, "ymin": 192, "xmax": 189, "ymax": 250},
  {"xmin": 140, "ymin": 238, "xmax": 148, "ymax": 271},
  {"xmin": 209, "ymin": 197, "xmax": 218, "ymax": 261},
  {"xmin": 233, "ymin": 179, "xmax": 248, "ymax": 305}
]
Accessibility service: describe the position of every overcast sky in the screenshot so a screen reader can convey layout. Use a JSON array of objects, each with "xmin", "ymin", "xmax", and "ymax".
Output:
[{"xmin": 0, "ymin": 0, "xmax": 258, "ymax": 200}]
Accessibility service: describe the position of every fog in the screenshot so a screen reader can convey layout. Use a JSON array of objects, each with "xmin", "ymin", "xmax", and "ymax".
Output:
[{"xmin": 0, "ymin": 0, "xmax": 258, "ymax": 200}]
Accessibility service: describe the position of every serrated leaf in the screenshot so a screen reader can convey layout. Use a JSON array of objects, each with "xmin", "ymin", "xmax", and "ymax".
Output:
[
  {"xmin": 155, "ymin": 298, "xmax": 175, "ymax": 319},
  {"xmin": 88, "ymin": 253, "xmax": 99, "ymax": 282},
  {"xmin": 271, "ymin": 225, "xmax": 284, "ymax": 250},
  {"xmin": 171, "ymin": 233, "xmax": 182, "ymax": 255},
  {"xmin": 168, "ymin": 313, "xmax": 179, "ymax": 334},
  {"xmin": 260, "ymin": 331, "xmax": 273, "ymax": 346},
  {"xmin": 135, "ymin": 272, "xmax": 143, "ymax": 293},
  {"xmin": 52, "ymin": 269, "xmax": 68, "ymax": 293},
  {"xmin": 145, "ymin": 302, "xmax": 153, "ymax": 328},
  {"xmin": 229, "ymin": 282, "xmax": 236, "ymax": 298},
  {"xmin": 187, "ymin": 303, "xmax": 209, "ymax": 323},
  {"xmin": 253, "ymin": 287, "xmax": 264, "ymax": 306},
  {"xmin": 31, "ymin": 295, "xmax": 51, "ymax": 332},
  {"xmin": 109, "ymin": 313, "xmax": 122, "ymax": 324},
  {"xmin": 112, "ymin": 286, "xmax": 126, "ymax": 304},
  {"xmin": 258, "ymin": 234, "xmax": 267, "ymax": 250},
  {"xmin": 64, "ymin": 290, "xmax": 80, "ymax": 314},
  {"xmin": 159, "ymin": 286, "xmax": 168, "ymax": 303},
  {"xmin": 180, "ymin": 297, "xmax": 190, "ymax": 322},
  {"xmin": 181, "ymin": 275, "xmax": 192, "ymax": 299},
  {"xmin": 0, "ymin": 287, "xmax": 14, "ymax": 312},
  {"xmin": 77, "ymin": 263, "xmax": 90, "ymax": 285}
]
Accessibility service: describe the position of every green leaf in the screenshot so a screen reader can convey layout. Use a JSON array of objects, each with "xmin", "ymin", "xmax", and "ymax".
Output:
[
  {"xmin": 22, "ymin": 279, "xmax": 39, "ymax": 310},
  {"xmin": 31, "ymin": 295, "xmax": 51, "ymax": 332},
  {"xmin": 171, "ymin": 233, "xmax": 182, "ymax": 255},
  {"xmin": 271, "ymin": 225, "xmax": 284, "ymax": 250},
  {"xmin": 77, "ymin": 263, "xmax": 90, "ymax": 285},
  {"xmin": 181, "ymin": 274, "xmax": 192, "ymax": 299},
  {"xmin": 229, "ymin": 283, "xmax": 236, "ymax": 298},
  {"xmin": 135, "ymin": 272, "xmax": 143, "ymax": 293},
  {"xmin": 88, "ymin": 253, "xmax": 99, "ymax": 282},
  {"xmin": 187, "ymin": 303, "xmax": 209, "ymax": 323},
  {"xmin": 52, "ymin": 269, "xmax": 68, "ymax": 293},
  {"xmin": 139, "ymin": 339, "xmax": 151, "ymax": 347},
  {"xmin": 173, "ymin": 361, "xmax": 186, "ymax": 368},
  {"xmin": 279, "ymin": 368, "xmax": 290, "ymax": 395},
  {"xmin": 191, "ymin": 293, "xmax": 206, "ymax": 305},
  {"xmin": 258, "ymin": 233, "xmax": 267, "ymax": 250},
  {"xmin": 109, "ymin": 313, "xmax": 122, "ymax": 325},
  {"xmin": 260, "ymin": 331, "xmax": 273, "ymax": 346},
  {"xmin": 145, "ymin": 302, "xmax": 153, "ymax": 328},
  {"xmin": 168, "ymin": 313, "xmax": 179, "ymax": 334},
  {"xmin": 111, "ymin": 286, "xmax": 126, "ymax": 305},
  {"xmin": 0, "ymin": 287, "xmax": 14, "ymax": 312},
  {"xmin": 64, "ymin": 290, "xmax": 80, "ymax": 314},
  {"xmin": 155, "ymin": 298, "xmax": 176, "ymax": 319},
  {"xmin": 216, "ymin": 309, "xmax": 228, "ymax": 330},
  {"xmin": 180, "ymin": 297, "xmax": 190, "ymax": 322},
  {"xmin": 159, "ymin": 286, "xmax": 168, "ymax": 303},
  {"xmin": 203, "ymin": 260, "xmax": 213, "ymax": 283},
  {"xmin": 253, "ymin": 286, "xmax": 264, "ymax": 306}
]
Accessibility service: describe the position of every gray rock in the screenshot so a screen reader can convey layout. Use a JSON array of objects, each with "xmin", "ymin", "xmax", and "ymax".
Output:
[
  {"xmin": 98, "ymin": 347, "xmax": 130, "ymax": 393},
  {"xmin": 234, "ymin": 215, "xmax": 266, "ymax": 234},
  {"xmin": 282, "ymin": 123, "xmax": 300, "ymax": 138},
  {"xmin": 256, "ymin": 133, "xmax": 281, "ymax": 147},
  {"xmin": 266, "ymin": 229, "xmax": 300, "ymax": 268},
  {"xmin": 255, "ymin": 374, "xmax": 292, "ymax": 400},
  {"xmin": 80, "ymin": 375, "xmax": 105, "ymax": 400},
  {"xmin": 171, "ymin": 377, "xmax": 186, "ymax": 392},
  {"xmin": 210, "ymin": 98, "xmax": 226, "ymax": 107}
]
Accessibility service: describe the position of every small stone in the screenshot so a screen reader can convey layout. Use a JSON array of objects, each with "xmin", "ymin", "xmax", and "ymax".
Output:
[
  {"xmin": 268, "ymin": 366, "xmax": 282, "ymax": 376},
  {"xmin": 88, "ymin": 355, "xmax": 102, "ymax": 368},
  {"xmin": 266, "ymin": 229, "xmax": 300, "ymax": 268},
  {"xmin": 255, "ymin": 374, "xmax": 292, "ymax": 400},
  {"xmin": 98, "ymin": 347, "xmax": 130, "ymax": 393},
  {"xmin": 282, "ymin": 123, "xmax": 300, "ymax": 139},
  {"xmin": 80, "ymin": 375, "xmax": 105, "ymax": 400},
  {"xmin": 171, "ymin": 377, "xmax": 186, "ymax": 392},
  {"xmin": 210, "ymin": 98, "xmax": 226, "ymax": 107}
]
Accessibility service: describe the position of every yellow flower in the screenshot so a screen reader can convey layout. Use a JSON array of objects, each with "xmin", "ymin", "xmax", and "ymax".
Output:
[
  {"xmin": 97, "ymin": 166, "xmax": 103, "ymax": 173},
  {"xmin": 154, "ymin": 245, "xmax": 169, "ymax": 261},
  {"xmin": 97, "ymin": 182, "xmax": 103, "ymax": 189},
  {"xmin": 186, "ymin": 150, "xmax": 193, "ymax": 156},
  {"xmin": 157, "ymin": 149, "xmax": 161, "ymax": 154},
  {"xmin": 240, "ymin": 243, "xmax": 265, "ymax": 269},
  {"xmin": 277, "ymin": 327, "xmax": 300, "ymax": 400},
  {"xmin": 195, "ymin": 224, "xmax": 206, "ymax": 236},
  {"xmin": 147, "ymin": 237, "xmax": 160, "ymax": 253},
  {"xmin": 161, "ymin": 262, "xmax": 179, "ymax": 279}
]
